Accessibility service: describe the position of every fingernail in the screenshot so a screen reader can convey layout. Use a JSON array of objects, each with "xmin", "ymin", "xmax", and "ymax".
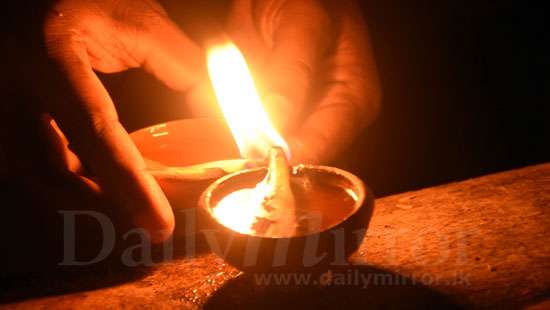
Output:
[{"xmin": 132, "ymin": 206, "xmax": 175, "ymax": 244}]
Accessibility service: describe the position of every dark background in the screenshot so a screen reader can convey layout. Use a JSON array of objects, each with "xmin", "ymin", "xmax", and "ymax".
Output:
[
  {"xmin": 347, "ymin": 1, "xmax": 549, "ymax": 195},
  {"xmin": 103, "ymin": 1, "xmax": 549, "ymax": 197},
  {"xmin": 1, "ymin": 0, "xmax": 548, "ymax": 198},
  {"xmin": 355, "ymin": 1, "xmax": 549, "ymax": 196}
]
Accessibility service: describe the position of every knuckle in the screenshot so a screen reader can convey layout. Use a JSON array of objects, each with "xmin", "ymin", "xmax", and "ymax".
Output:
[
  {"xmin": 292, "ymin": 59, "xmax": 314, "ymax": 81},
  {"xmin": 43, "ymin": 24, "xmax": 86, "ymax": 62},
  {"xmin": 275, "ymin": 59, "xmax": 314, "ymax": 89}
]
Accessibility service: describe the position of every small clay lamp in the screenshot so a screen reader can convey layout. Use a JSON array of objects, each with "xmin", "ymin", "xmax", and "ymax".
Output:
[{"xmin": 199, "ymin": 147, "xmax": 373, "ymax": 273}]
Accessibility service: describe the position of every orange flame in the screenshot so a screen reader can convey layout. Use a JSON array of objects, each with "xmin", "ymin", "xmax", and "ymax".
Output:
[
  {"xmin": 207, "ymin": 42, "xmax": 289, "ymax": 159},
  {"xmin": 206, "ymin": 42, "xmax": 294, "ymax": 235}
]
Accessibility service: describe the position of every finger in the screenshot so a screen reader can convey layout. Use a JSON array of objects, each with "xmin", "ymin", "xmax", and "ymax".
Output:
[
  {"xmin": 260, "ymin": 0, "xmax": 333, "ymax": 132},
  {"xmin": 288, "ymin": 89, "xmax": 360, "ymax": 165},
  {"xmin": 45, "ymin": 37, "xmax": 174, "ymax": 243},
  {"xmin": 139, "ymin": 12, "xmax": 209, "ymax": 93},
  {"xmin": 40, "ymin": 114, "xmax": 83, "ymax": 174},
  {"xmin": 138, "ymin": 12, "xmax": 222, "ymax": 119},
  {"xmin": 41, "ymin": 115, "xmax": 104, "ymax": 197},
  {"xmin": 288, "ymin": 1, "xmax": 381, "ymax": 165}
]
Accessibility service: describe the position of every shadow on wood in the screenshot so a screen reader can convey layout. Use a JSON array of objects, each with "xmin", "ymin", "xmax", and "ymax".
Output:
[{"xmin": 203, "ymin": 265, "xmax": 462, "ymax": 309}]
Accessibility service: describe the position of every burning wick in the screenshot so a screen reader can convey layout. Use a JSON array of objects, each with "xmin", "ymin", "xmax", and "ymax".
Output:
[
  {"xmin": 213, "ymin": 147, "xmax": 297, "ymax": 237},
  {"xmin": 206, "ymin": 42, "xmax": 298, "ymax": 237}
]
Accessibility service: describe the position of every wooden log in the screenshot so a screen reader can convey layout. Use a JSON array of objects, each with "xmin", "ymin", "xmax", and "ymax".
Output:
[
  {"xmin": 350, "ymin": 163, "xmax": 550, "ymax": 308},
  {"xmin": 2, "ymin": 163, "xmax": 549, "ymax": 309}
]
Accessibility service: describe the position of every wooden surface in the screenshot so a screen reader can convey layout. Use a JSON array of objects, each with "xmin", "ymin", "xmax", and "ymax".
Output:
[{"xmin": 2, "ymin": 163, "xmax": 549, "ymax": 309}]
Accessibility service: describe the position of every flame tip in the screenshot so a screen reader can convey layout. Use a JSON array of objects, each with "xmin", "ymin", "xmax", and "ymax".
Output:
[{"xmin": 207, "ymin": 42, "xmax": 289, "ymax": 159}]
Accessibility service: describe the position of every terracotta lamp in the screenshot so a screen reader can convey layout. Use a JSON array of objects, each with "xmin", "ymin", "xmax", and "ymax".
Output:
[{"xmin": 130, "ymin": 41, "xmax": 374, "ymax": 273}]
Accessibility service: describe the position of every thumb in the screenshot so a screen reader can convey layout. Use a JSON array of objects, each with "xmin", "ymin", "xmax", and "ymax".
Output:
[{"xmin": 260, "ymin": 0, "xmax": 333, "ymax": 133}]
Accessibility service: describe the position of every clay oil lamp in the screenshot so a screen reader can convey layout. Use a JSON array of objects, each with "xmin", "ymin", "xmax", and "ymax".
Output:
[
  {"xmin": 196, "ymin": 42, "xmax": 374, "ymax": 273},
  {"xmin": 130, "ymin": 41, "xmax": 373, "ymax": 271}
]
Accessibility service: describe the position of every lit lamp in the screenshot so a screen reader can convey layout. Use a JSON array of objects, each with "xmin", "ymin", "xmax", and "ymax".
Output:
[
  {"xmin": 131, "ymin": 42, "xmax": 373, "ymax": 273},
  {"xmin": 200, "ymin": 42, "xmax": 373, "ymax": 273}
]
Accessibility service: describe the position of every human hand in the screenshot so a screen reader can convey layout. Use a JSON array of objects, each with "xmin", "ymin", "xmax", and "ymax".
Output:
[
  {"xmin": 42, "ymin": 0, "xmax": 207, "ymax": 242},
  {"xmin": 204, "ymin": 0, "xmax": 381, "ymax": 164}
]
